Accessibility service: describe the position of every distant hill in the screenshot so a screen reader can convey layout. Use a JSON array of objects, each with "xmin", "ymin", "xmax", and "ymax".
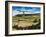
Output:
[{"xmin": 14, "ymin": 13, "xmax": 40, "ymax": 17}]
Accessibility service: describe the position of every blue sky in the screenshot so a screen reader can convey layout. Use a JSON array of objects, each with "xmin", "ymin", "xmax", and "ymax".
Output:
[{"xmin": 12, "ymin": 6, "xmax": 40, "ymax": 16}]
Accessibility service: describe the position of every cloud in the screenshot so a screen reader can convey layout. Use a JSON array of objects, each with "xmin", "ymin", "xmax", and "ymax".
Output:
[
  {"xmin": 12, "ymin": 10, "xmax": 23, "ymax": 16},
  {"xmin": 12, "ymin": 6, "xmax": 40, "ymax": 12},
  {"xmin": 12, "ymin": 6, "xmax": 40, "ymax": 16},
  {"xmin": 12, "ymin": 10, "xmax": 40, "ymax": 16}
]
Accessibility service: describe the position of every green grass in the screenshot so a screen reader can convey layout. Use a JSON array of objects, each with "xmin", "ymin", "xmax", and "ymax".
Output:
[{"xmin": 12, "ymin": 14, "xmax": 40, "ymax": 30}]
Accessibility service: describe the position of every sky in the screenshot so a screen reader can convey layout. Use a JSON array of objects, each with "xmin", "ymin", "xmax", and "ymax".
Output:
[{"xmin": 12, "ymin": 6, "xmax": 40, "ymax": 16}]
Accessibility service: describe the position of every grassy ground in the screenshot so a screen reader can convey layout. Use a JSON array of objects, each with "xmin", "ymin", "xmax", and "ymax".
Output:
[{"xmin": 12, "ymin": 14, "xmax": 40, "ymax": 30}]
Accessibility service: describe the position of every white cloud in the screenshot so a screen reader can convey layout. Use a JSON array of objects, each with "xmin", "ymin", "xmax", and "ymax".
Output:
[
  {"xmin": 12, "ymin": 10, "xmax": 23, "ymax": 16},
  {"xmin": 12, "ymin": 10, "xmax": 40, "ymax": 16},
  {"xmin": 34, "ymin": 11, "xmax": 40, "ymax": 13}
]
